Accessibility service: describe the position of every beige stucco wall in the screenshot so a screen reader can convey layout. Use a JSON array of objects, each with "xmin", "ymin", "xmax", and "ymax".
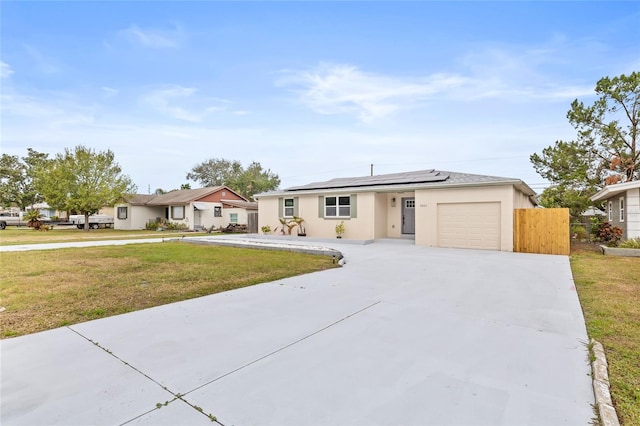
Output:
[
  {"xmin": 257, "ymin": 197, "xmax": 279, "ymax": 233},
  {"xmin": 258, "ymin": 191, "xmax": 420, "ymax": 240},
  {"xmin": 223, "ymin": 208, "xmax": 250, "ymax": 226},
  {"xmin": 115, "ymin": 202, "xmax": 252, "ymax": 231},
  {"xmin": 258, "ymin": 193, "xmax": 377, "ymax": 240},
  {"xmin": 177, "ymin": 203, "xmax": 251, "ymax": 231},
  {"xmin": 414, "ymin": 185, "xmax": 516, "ymax": 251},
  {"xmin": 113, "ymin": 204, "xmax": 130, "ymax": 229},
  {"xmin": 258, "ymin": 184, "xmax": 534, "ymax": 250},
  {"xmin": 513, "ymin": 187, "xmax": 536, "ymax": 209},
  {"xmin": 195, "ymin": 204, "xmax": 226, "ymax": 230},
  {"xmin": 374, "ymin": 193, "xmax": 388, "ymax": 239},
  {"xmin": 385, "ymin": 192, "xmax": 416, "ymax": 238},
  {"xmin": 114, "ymin": 204, "xmax": 164, "ymax": 230}
]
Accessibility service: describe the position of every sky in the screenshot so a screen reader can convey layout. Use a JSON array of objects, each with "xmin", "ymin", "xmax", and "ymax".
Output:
[{"xmin": 2, "ymin": 1, "xmax": 639, "ymax": 195}]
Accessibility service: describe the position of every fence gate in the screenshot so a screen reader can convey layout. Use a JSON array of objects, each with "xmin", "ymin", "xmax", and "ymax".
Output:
[
  {"xmin": 247, "ymin": 212, "xmax": 258, "ymax": 234},
  {"xmin": 514, "ymin": 208, "xmax": 570, "ymax": 255}
]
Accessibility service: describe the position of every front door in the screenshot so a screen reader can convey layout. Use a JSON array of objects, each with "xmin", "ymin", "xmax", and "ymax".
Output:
[
  {"xmin": 194, "ymin": 210, "xmax": 201, "ymax": 228},
  {"xmin": 402, "ymin": 197, "xmax": 415, "ymax": 234}
]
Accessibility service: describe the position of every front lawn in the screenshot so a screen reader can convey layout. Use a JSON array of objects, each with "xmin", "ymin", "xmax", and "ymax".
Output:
[
  {"xmin": 0, "ymin": 242, "xmax": 337, "ymax": 338},
  {"xmin": 571, "ymin": 246, "xmax": 640, "ymax": 425},
  {"xmin": 0, "ymin": 227, "xmax": 207, "ymax": 246}
]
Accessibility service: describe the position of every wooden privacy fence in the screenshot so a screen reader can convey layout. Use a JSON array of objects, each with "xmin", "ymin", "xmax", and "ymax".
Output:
[
  {"xmin": 247, "ymin": 212, "xmax": 258, "ymax": 234},
  {"xmin": 514, "ymin": 208, "xmax": 570, "ymax": 255}
]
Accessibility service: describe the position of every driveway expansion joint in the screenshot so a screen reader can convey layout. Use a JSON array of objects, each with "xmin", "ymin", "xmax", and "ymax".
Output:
[
  {"xmin": 67, "ymin": 327, "xmax": 215, "ymax": 425},
  {"xmin": 68, "ymin": 326, "xmax": 174, "ymax": 393},
  {"xmin": 183, "ymin": 300, "xmax": 383, "ymax": 397}
]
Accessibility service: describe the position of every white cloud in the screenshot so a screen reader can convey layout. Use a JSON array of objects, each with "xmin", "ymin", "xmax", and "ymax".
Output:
[
  {"xmin": 1, "ymin": 61, "xmax": 14, "ymax": 79},
  {"xmin": 120, "ymin": 25, "xmax": 183, "ymax": 48},
  {"xmin": 142, "ymin": 86, "xmax": 226, "ymax": 122},
  {"xmin": 278, "ymin": 64, "xmax": 469, "ymax": 123},
  {"xmin": 278, "ymin": 38, "xmax": 602, "ymax": 123}
]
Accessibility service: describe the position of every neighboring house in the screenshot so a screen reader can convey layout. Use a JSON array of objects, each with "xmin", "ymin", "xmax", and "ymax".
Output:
[
  {"xmin": 115, "ymin": 186, "xmax": 257, "ymax": 231},
  {"xmin": 255, "ymin": 169, "xmax": 537, "ymax": 251},
  {"xmin": 25, "ymin": 203, "xmax": 58, "ymax": 218},
  {"xmin": 590, "ymin": 180, "xmax": 640, "ymax": 240},
  {"xmin": 581, "ymin": 207, "xmax": 605, "ymax": 218}
]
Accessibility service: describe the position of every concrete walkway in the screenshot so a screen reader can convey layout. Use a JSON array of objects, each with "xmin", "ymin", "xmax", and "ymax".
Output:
[{"xmin": 1, "ymin": 237, "xmax": 594, "ymax": 425}]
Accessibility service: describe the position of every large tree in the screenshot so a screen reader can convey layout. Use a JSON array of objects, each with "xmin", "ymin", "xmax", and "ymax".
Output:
[
  {"xmin": 187, "ymin": 158, "xmax": 280, "ymax": 199},
  {"xmin": 0, "ymin": 148, "xmax": 50, "ymax": 209},
  {"xmin": 531, "ymin": 71, "xmax": 639, "ymax": 215},
  {"xmin": 34, "ymin": 146, "xmax": 135, "ymax": 230}
]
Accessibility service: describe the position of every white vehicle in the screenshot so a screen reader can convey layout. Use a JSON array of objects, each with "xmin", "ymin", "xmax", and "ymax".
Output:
[
  {"xmin": 70, "ymin": 214, "xmax": 114, "ymax": 229},
  {"xmin": 0, "ymin": 212, "xmax": 51, "ymax": 228}
]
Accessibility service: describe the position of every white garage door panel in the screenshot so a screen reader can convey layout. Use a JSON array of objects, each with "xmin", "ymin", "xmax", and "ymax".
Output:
[{"xmin": 437, "ymin": 202, "xmax": 501, "ymax": 250}]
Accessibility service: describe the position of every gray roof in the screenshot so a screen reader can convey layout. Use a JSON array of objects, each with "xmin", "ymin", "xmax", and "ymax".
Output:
[
  {"xmin": 590, "ymin": 180, "xmax": 640, "ymax": 202},
  {"xmin": 221, "ymin": 200, "xmax": 258, "ymax": 210},
  {"xmin": 127, "ymin": 194, "xmax": 158, "ymax": 206},
  {"xmin": 257, "ymin": 169, "xmax": 536, "ymax": 197},
  {"xmin": 146, "ymin": 187, "xmax": 224, "ymax": 205},
  {"xmin": 125, "ymin": 186, "xmax": 250, "ymax": 206}
]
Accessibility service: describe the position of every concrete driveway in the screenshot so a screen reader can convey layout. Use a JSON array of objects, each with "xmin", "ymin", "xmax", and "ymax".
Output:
[{"xmin": 1, "ymin": 238, "xmax": 594, "ymax": 425}]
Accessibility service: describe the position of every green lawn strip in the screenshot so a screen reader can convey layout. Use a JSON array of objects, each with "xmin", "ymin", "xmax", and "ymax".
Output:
[
  {"xmin": 0, "ymin": 228, "xmax": 208, "ymax": 246},
  {"xmin": 0, "ymin": 242, "xmax": 337, "ymax": 338},
  {"xmin": 571, "ymin": 252, "xmax": 640, "ymax": 425}
]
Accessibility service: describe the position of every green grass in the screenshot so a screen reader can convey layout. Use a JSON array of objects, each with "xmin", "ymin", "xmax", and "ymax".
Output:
[
  {"xmin": 571, "ymin": 250, "xmax": 640, "ymax": 425},
  {"xmin": 0, "ymin": 242, "xmax": 337, "ymax": 338},
  {"xmin": 619, "ymin": 238, "xmax": 640, "ymax": 249},
  {"xmin": 0, "ymin": 227, "xmax": 207, "ymax": 246}
]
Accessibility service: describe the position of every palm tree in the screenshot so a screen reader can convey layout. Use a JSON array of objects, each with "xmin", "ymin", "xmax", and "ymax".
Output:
[{"xmin": 24, "ymin": 209, "xmax": 43, "ymax": 229}]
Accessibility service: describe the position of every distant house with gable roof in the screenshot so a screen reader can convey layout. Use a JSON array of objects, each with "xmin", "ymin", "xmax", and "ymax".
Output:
[{"xmin": 115, "ymin": 186, "xmax": 257, "ymax": 231}]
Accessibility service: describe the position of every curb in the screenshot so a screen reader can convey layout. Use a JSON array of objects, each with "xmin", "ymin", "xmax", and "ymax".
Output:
[
  {"xmin": 599, "ymin": 245, "xmax": 640, "ymax": 257},
  {"xmin": 590, "ymin": 339, "xmax": 620, "ymax": 426},
  {"xmin": 183, "ymin": 237, "xmax": 345, "ymax": 260}
]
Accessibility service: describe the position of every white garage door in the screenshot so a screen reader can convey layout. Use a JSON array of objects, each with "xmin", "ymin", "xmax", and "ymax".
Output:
[{"xmin": 437, "ymin": 202, "xmax": 501, "ymax": 250}]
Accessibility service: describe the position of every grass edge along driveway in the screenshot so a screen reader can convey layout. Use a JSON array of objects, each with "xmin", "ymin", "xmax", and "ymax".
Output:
[
  {"xmin": 0, "ymin": 242, "xmax": 337, "ymax": 338},
  {"xmin": 571, "ymin": 250, "xmax": 640, "ymax": 425}
]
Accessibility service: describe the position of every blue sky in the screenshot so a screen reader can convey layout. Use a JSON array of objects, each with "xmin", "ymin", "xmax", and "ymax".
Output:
[{"xmin": 2, "ymin": 1, "xmax": 639, "ymax": 194}]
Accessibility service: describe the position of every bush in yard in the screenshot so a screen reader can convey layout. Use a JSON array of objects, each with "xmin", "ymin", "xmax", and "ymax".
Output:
[
  {"xmin": 589, "ymin": 215, "xmax": 604, "ymax": 240},
  {"xmin": 164, "ymin": 222, "xmax": 188, "ymax": 231},
  {"xmin": 619, "ymin": 238, "xmax": 640, "ymax": 249},
  {"xmin": 571, "ymin": 224, "xmax": 588, "ymax": 240},
  {"xmin": 598, "ymin": 222, "xmax": 623, "ymax": 247}
]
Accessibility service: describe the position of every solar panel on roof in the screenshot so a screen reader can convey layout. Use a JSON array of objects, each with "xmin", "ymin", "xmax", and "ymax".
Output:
[{"xmin": 286, "ymin": 170, "xmax": 449, "ymax": 191}]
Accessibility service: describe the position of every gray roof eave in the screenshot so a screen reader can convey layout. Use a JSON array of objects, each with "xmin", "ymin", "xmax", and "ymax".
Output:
[{"xmin": 590, "ymin": 180, "xmax": 640, "ymax": 202}]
